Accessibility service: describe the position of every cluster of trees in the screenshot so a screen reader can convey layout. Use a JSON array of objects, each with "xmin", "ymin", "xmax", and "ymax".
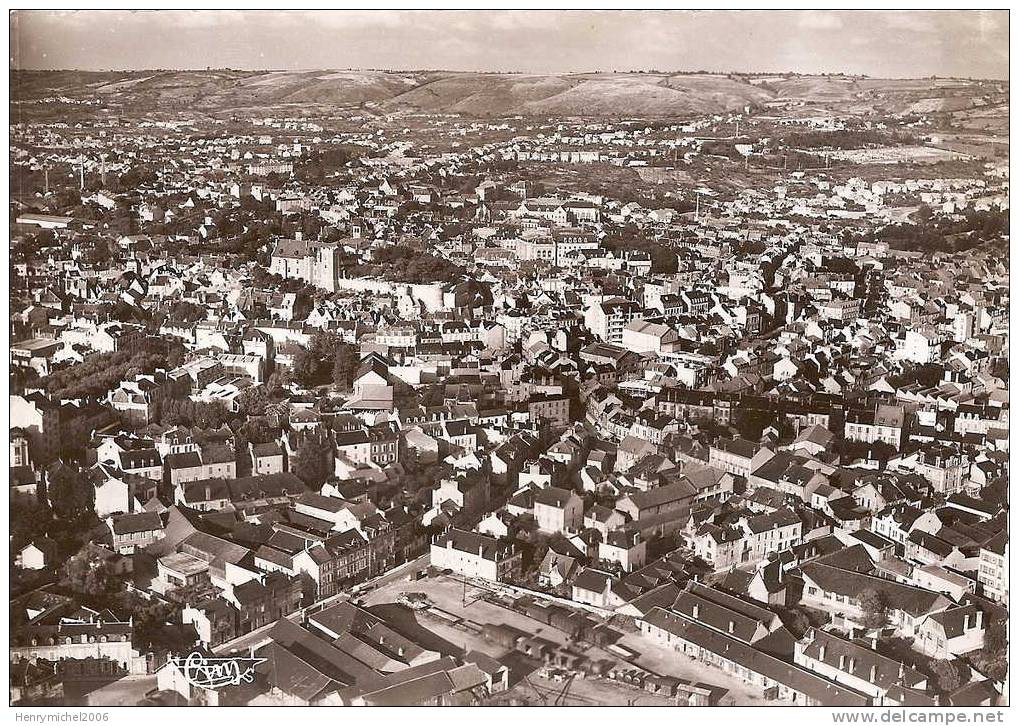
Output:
[
  {"xmin": 970, "ymin": 621, "xmax": 1008, "ymax": 681},
  {"xmin": 781, "ymin": 129, "xmax": 915, "ymax": 150},
  {"xmin": 11, "ymin": 466, "xmax": 97, "ymax": 567},
  {"xmin": 857, "ymin": 588, "xmax": 890, "ymax": 629},
  {"xmin": 157, "ymin": 399, "xmax": 235, "ymax": 430},
  {"xmin": 65, "ymin": 547, "xmax": 118, "ymax": 600},
  {"xmin": 292, "ymin": 332, "xmax": 360, "ymax": 389},
  {"xmin": 835, "ymin": 439, "xmax": 897, "ymax": 467},
  {"xmin": 132, "ymin": 599, "xmax": 195, "ymax": 654},
  {"xmin": 165, "ymin": 300, "xmax": 208, "ymax": 324},
  {"xmin": 295, "ymin": 145, "xmax": 362, "ymax": 183},
  {"xmin": 290, "ymin": 435, "xmax": 333, "ymax": 488},
  {"xmin": 235, "ymin": 373, "xmax": 289, "ymax": 417},
  {"xmin": 108, "ymin": 300, "xmax": 152, "ymax": 324},
  {"xmin": 250, "ymin": 266, "xmax": 321, "ymax": 299},
  {"xmin": 848, "ymin": 206, "xmax": 1008, "ymax": 254},
  {"xmin": 45, "ymin": 346, "xmax": 171, "ymax": 401},
  {"xmin": 345, "ymin": 245, "xmax": 464, "ymax": 284},
  {"xmin": 602, "ymin": 234, "xmax": 678, "ymax": 274},
  {"xmin": 236, "ymin": 415, "xmax": 282, "ymax": 447}
]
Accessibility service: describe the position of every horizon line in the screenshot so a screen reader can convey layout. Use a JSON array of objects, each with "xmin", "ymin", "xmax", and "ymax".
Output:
[{"xmin": 9, "ymin": 67, "xmax": 1010, "ymax": 82}]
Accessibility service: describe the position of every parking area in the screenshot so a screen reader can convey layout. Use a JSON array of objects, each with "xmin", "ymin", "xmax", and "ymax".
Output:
[
  {"xmin": 363, "ymin": 574, "xmax": 580, "ymax": 653},
  {"xmin": 361, "ymin": 573, "xmax": 772, "ymax": 705},
  {"xmin": 617, "ymin": 629, "xmax": 771, "ymax": 706}
]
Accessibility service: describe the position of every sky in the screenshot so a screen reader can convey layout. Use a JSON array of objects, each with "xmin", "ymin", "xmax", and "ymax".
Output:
[{"xmin": 9, "ymin": 10, "xmax": 1010, "ymax": 79}]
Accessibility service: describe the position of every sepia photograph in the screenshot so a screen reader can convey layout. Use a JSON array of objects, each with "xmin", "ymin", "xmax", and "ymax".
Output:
[{"xmin": 7, "ymin": 7, "xmax": 1010, "ymax": 717}]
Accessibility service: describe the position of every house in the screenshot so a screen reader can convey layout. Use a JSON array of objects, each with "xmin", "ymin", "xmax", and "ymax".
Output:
[
  {"xmin": 794, "ymin": 629, "xmax": 928, "ymax": 704},
  {"xmin": 108, "ymin": 511, "xmax": 165, "ymax": 554},
  {"xmin": 182, "ymin": 599, "xmax": 239, "ymax": 649},
  {"xmin": 914, "ymin": 605, "xmax": 985, "ymax": 659},
  {"xmin": 598, "ymin": 530, "xmax": 646, "ymax": 572},
  {"xmin": 90, "ymin": 463, "xmax": 147, "ymax": 517},
  {"xmin": 429, "ymin": 529, "xmax": 521, "ymax": 582},
  {"xmin": 533, "ymin": 486, "xmax": 584, "ymax": 534},
  {"xmin": 799, "ymin": 561, "xmax": 952, "ymax": 636},
  {"xmin": 10, "ymin": 610, "xmax": 143, "ymax": 673},
  {"xmin": 637, "ymin": 602, "xmax": 868, "ymax": 706},
  {"xmin": 464, "ymin": 651, "xmax": 509, "ymax": 694},
  {"xmin": 977, "ymin": 531, "xmax": 1008, "ymax": 604},
  {"xmin": 584, "ymin": 504, "xmax": 626, "ymax": 536},
  {"xmin": 17, "ymin": 538, "xmax": 57, "ymax": 570},
  {"xmin": 749, "ymin": 452, "xmax": 828, "ymax": 499},
  {"xmin": 350, "ymin": 356, "xmax": 395, "ymax": 408},
  {"xmin": 622, "ymin": 319, "xmax": 680, "ymax": 354},
  {"xmin": 584, "ymin": 298, "xmax": 642, "ymax": 344},
  {"xmin": 912, "ymin": 564, "xmax": 974, "ymax": 601},
  {"xmin": 250, "ymin": 441, "xmax": 286, "ymax": 476},
  {"xmin": 709, "ymin": 437, "xmax": 775, "ymax": 478},
  {"xmin": 845, "ymin": 405, "xmax": 906, "ymax": 450},
  {"xmin": 432, "ymin": 476, "xmax": 490, "ymax": 519},
  {"xmin": 615, "ymin": 480, "xmax": 696, "ymax": 536},
  {"xmin": 871, "ymin": 504, "xmax": 941, "ymax": 547},
  {"xmin": 538, "ymin": 549, "xmax": 580, "ymax": 588},
  {"xmin": 10, "ymin": 338, "xmax": 63, "ymax": 377},
  {"xmin": 572, "ymin": 569, "xmax": 624, "ymax": 610}
]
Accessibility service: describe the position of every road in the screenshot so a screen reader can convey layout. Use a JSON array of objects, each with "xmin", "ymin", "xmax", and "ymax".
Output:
[{"xmin": 215, "ymin": 553, "xmax": 430, "ymax": 655}]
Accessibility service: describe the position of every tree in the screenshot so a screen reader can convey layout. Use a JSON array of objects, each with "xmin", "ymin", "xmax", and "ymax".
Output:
[
  {"xmin": 65, "ymin": 549, "xmax": 117, "ymax": 600},
  {"xmin": 168, "ymin": 301, "xmax": 207, "ymax": 323},
  {"xmin": 332, "ymin": 343, "xmax": 359, "ymax": 390},
  {"xmin": 47, "ymin": 464, "xmax": 94, "ymax": 523},
  {"xmin": 858, "ymin": 588, "xmax": 889, "ymax": 629},
  {"xmin": 292, "ymin": 348, "xmax": 322, "ymax": 386},
  {"xmin": 291, "ymin": 437, "xmax": 332, "ymax": 488},
  {"xmin": 10, "ymin": 495, "xmax": 52, "ymax": 553},
  {"xmin": 984, "ymin": 621, "xmax": 1006, "ymax": 654},
  {"xmin": 777, "ymin": 607, "xmax": 814, "ymax": 639},
  {"xmin": 133, "ymin": 601, "xmax": 195, "ymax": 654},
  {"xmin": 929, "ymin": 659, "xmax": 962, "ymax": 693}
]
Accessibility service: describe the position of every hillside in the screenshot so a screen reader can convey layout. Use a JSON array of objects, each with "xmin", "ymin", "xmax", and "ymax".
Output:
[{"xmin": 9, "ymin": 69, "xmax": 1008, "ymax": 120}]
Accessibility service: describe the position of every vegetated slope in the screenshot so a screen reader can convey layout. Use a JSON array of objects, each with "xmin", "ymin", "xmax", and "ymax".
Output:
[
  {"xmin": 766, "ymin": 74, "xmax": 1008, "ymax": 118},
  {"xmin": 519, "ymin": 74, "xmax": 773, "ymax": 116},
  {"xmin": 384, "ymin": 74, "xmax": 576, "ymax": 115},
  {"xmin": 9, "ymin": 68, "xmax": 1006, "ymax": 119},
  {"xmin": 12, "ymin": 69, "xmax": 774, "ymax": 116}
]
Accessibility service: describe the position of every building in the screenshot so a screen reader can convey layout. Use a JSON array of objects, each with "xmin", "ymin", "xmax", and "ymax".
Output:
[
  {"xmin": 845, "ymin": 405, "xmax": 906, "ymax": 449},
  {"xmin": 269, "ymin": 237, "xmax": 344, "ymax": 293},
  {"xmin": 584, "ymin": 298, "xmax": 643, "ymax": 344},
  {"xmin": 977, "ymin": 531, "xmax": 1008, "ymax": 604},
  {"xmin": 533, "ymin": 486, "xmax": 584, "ymax": 534},
  {"xmin": 709, "ymin": 437, "xmax": 775, "ymax": 478},
  {"xmin": 429, "ymin": 529, "xmax": 521, "ymax": 582}
]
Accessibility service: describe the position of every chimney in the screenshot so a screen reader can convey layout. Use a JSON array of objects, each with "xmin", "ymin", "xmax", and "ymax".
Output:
[
  {"xmin": 727, "ymin": 620, "xmax": 734, "ymax": 634},
  {"xmin": 975, "ymin": 609, "xmax": 983, "ymax": 629},
  {"xmin": 869, "ymin": 664, "xmax": 878, "ymax": 683},
  {"xmin": 848, "ymin": 657, "xmax": 856, "ymax": 673},
  {"xmin": 818, "ymin": 643, "xmax": 826, "ymax": 661},
  {"xmin": 964, "ymin": 612, "xmax": 973, "ymax": 630},
  {"xmin": 692, "ymin": 604, "xmax": 699, "ymax": 619},
  {"xmin": 839, "ymin": 655, "xmax": 846, "ymax": 670}
]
